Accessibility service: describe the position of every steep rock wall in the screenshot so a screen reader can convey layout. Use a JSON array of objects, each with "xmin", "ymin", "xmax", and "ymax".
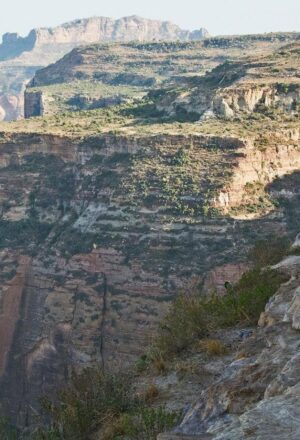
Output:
[
  {"xmin": 0, "ymin": 131, "xmax": 297, "ymax": 426},
  {"xmin": 213, "ymin": 129, "xmax": 300, "ymax": 213}
]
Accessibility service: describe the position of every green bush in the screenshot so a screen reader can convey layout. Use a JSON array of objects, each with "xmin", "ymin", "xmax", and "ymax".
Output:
[
  {"xmin": 39, "ymin": 369, "xmax": 135, "ymax": 440},
  {"xmin": 24, "ymin": 368, "xmax": 179, "ymax": 440},
  {"xmin": 156, "ymin": 267, "xmax": 288, "ymax": 356},
  {"xmin": 122, "ymin": 407, "xmax": 181, "ymax": 440}
]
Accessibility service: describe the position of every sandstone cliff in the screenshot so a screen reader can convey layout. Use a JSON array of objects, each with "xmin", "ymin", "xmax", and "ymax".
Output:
[
  {"xmin": 0, "ymin": 117, "xmax": 299, "ymax": 427},
  {"xmin": 0, "ymin": 16, "xmax": 208, "ymax": 63},
  {"xmin": 0, "ymin": 30, "xmax": 300, "ymax": 436}
]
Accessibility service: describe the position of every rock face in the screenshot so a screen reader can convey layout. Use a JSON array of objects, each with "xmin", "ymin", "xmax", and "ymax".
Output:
[
  {"xmin": 24, "ymin": 90, "xmax": 44, "ymax": 118},
  {"xmin": 168, "ymin": 255, "xmax": 300, "ymax": 439},
  {"xmin": 1, "ymin": 32, "xmax": 300, "ymax": 435},
  {"xmin": 212, "ymin": 128, "xmax": 300, "ymax": 213},
  {"xmin": 156, "ymin": 42, "xmax": 300, "ymax": 121},
  {"xmin": 0, "ymin": 15, "xmax": 208, "ymax": 121},
  {"xmin": 0, "ymin": 128, "xmax": 299, "ymax": 427},
  {"xmin": 0, "ymin": 16, "xmax": 208, "ymax": 62}
]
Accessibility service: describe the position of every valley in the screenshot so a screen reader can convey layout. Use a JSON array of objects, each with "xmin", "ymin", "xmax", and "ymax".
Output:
[{"xmin": 0, "ymin": 17, "xmax": 299, "ymax": 440}]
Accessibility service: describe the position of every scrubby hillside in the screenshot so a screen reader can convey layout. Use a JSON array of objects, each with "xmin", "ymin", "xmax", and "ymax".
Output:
[
  {"xmin": 24, "ymin": 33, "xmax": 300, "ymax": 118},
  {"xmin": 154, "ymin": 42, "xmax": 300, "ymax": 120},
  {"xmin": 0, "ymin": 15, "xmax": 209, "ymax": 121}
]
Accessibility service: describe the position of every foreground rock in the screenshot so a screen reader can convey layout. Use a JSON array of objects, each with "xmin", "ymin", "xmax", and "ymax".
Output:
[{"xmin": 160, "ymin": 256, "xmax": 300, "ymax": 439}]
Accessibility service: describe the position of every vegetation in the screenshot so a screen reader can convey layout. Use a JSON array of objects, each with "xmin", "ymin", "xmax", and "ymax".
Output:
[
  {"xmin": 156, "ymin": 266, "xmax": 288, "ymax": 356},
  {"xmin": 248, "ymin": 237, "xmax": 291, "ymax": 267},
  {"xmin": 0, "ymin": 370, "xmax": 179, "ymax": 440},
  {"xmin": 0, "ymin": 239, "xmax": 292, "ymax": 438},
  {"xmin": 0, "ymin": 417, "xmax": 17, "ymax": 440},
  {"xmin": 0, "ymin": 218, "xmax": 52, "ymax": 249}
]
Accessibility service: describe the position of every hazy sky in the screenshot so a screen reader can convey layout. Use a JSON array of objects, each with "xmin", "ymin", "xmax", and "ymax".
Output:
[{"xmin": 0, "ymin": 0, "xmax": 299, "ymax": 38}]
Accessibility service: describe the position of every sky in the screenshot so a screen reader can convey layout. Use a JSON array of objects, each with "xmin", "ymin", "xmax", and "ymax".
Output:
[{"xmin": 0, "ymin": 0, "xmax": 299, "ymax": 38}]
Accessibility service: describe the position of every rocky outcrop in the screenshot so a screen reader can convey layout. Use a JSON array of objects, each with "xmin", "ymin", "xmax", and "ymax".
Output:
[
  {"xmin": 156, "ymin": 43, "xmax": 300, "ymax": 121},
  {"xmin": 212, "ymin": 128, "xmax": 300, "ymax": 214},
  {"xmin": 24, "ymin": 90, "xmax": 45, "ymax": 118},
  {"xmin": 167, "ymin": 254, "xmax": 300, "ymax": 439}
]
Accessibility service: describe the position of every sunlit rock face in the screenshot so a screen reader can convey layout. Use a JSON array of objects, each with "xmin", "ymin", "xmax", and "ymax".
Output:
[
  {"xmin": 0, "ymin": 15, "xmax": 209, "ymax": 121},
  {"xmin": 0, "ymin": 128, "xmax": 298, "ymax": 426}
]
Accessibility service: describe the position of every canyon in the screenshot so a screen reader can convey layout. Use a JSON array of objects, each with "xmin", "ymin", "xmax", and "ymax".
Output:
[{"xmin": 0, "ymin": 22, "xmax": 299, "ymax": 440}]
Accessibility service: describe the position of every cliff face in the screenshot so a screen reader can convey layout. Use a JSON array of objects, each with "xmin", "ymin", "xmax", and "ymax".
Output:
[
  {"xmin": 0, "ymin": 125, "xmax": 300, "ymax": 426},
  {"xmin": 1, "ymin": 16, "xmax": 208, "ymax": 62},
  {"xmin": 156, "ymin": 43, "xmax": 300, "ymax": 121},
  {"xmin": 212, "ymin": 128, "xmax": 300, "ymax": 214},
  {"xmin": 157, "ymin": 253, "xmax": 300, "ymax": 440},
  {"xmin": 32, "ymin": 16, "xmax": 209, "ymax": 46},
  {"xmin": 1, "ymin": 31, "xmax": 300, "ymax": 435},
  {"xmin": 0, "ymin": 15, "xmax": 209, "ymax": 122}
]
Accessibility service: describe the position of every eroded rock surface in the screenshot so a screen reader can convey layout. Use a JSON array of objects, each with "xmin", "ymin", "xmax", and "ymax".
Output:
[
  {"xmin": 156, "ymin": 43, "xmax": 300, "ymax": 122},
  {"xmin": 166, "ymin": 258, "xmax": 300, "ymax": 439},
  {"xmin": 0, "ymin": 129, "xmax": 297, "ymax": 426}
]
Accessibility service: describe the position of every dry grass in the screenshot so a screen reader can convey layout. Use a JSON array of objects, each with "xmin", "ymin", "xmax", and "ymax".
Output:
[
  {"xmin": 152, "ymin": 356, "xmax": 167, "ymax": 374},
  {"xmin": 143, "ymin": 383, "xmax": 160, "ymax": 403},
  {"xmin": 175, "ymin": 360, "xmax": 199, "ymax": 376},
  {"xmin": 198, "ymin": 339, "xmax": 228, "ymax": 356}
]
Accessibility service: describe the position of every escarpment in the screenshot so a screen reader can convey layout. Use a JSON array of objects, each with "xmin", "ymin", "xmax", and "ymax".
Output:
[
  {"xmin": 156, "ymin": 43, "xmax": 300, "ymax": 121},
  {"xmin": 24, "ymin": 34, "xmax": 300, "ymax": 119},
  {"xmin": 0, "ymin": 124, "xmax": 300, "ymax": 425},
  {"xmin": 1, "ymin": 26, "xmax": 300, "ymax": 437},
  {"xmin": 0, "ymin": 15, "xmax": 209, "ymax": 122},
  {"xmin": 0, "ymin": 16, "xmax": 209, "ymax": 64}
]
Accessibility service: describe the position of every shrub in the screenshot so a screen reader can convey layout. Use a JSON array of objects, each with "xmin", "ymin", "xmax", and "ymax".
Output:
[
  {"xmin": 31, "ymin": 369, "xmax": 179, "ymax": 440},
  {"xmin": 99, "ymin": 407, "xmax": 180, "ymax": 440},
  {"xmin": 248, "ymin": 237, "xmax": 291, "ymax": 267},
  {"xmin": 135, "ymin": 354, "xmax": 151, "ymax": 373},
  {"xmin": 39, "ymin": 369, "xmax": 136, "ymax": 440},
  {"xmin": 156, "ymin": 293, "xmax": 210, "ymax": 355},
  {"xmin": 156, "ymin": 267, "xmax": 288, "ymax": 356},
  {"xmin": 143, "ymin": 384, "xmax": 160, "ymax": 403},
  {"xmin": 123, "ymin": 408, "xmax": 181, "ymax": 440},
  {"xmin": 0, "ymin": 417, "xmax": 18, "ymax": 440}
]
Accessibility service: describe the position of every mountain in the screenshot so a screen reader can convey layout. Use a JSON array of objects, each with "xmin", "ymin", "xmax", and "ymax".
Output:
[
  {"xmin": 0, "ymin": 16, "xmax": 208, "ymax": 62},
  {"xmin": 0, "ymin": 16, "xmax": 208, "ymax": 121},
  {"xmin": 0, "ymin": 36, "xmax": 299, "ymax": 434},
  {"xmin": 24, "ymin": 33, "xmax": 300, "ymax": 119}
]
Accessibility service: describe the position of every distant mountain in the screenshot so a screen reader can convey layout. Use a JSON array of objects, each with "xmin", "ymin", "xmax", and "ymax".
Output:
[
  {"xmin": 0, "ymin": 16, "xmax": 208, "ymax": 121},
  {"xmin": 0, "ymin": 16, "xmax": 209, "ymax": 63}
]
